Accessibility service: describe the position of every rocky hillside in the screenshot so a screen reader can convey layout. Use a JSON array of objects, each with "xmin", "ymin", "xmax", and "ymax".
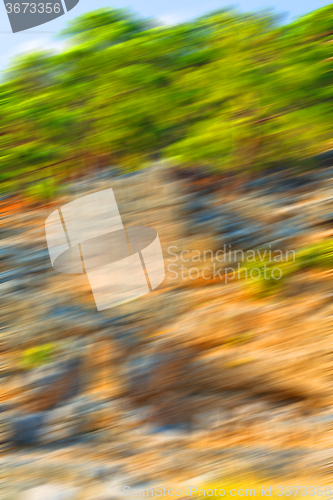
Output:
[{"xmin": 0, "ymin": 163, "xmax": 332, "ymax": 498}]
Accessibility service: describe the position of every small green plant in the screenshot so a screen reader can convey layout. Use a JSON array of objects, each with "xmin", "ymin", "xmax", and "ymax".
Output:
[
  {"xmin": 224, "ymin": 331, "xmax": 255, "ymax": 346},
  {"xmin": 241, "ymin": 239, "xmax": 333, "ymax": 299},
  {"xmin": 297, "ymin": 239, "xmax": 333, "ymax": 270},
  {"xmin": 21, "ymin": 343, "xmax": 56, "ymax": 370},
  {"xmin": 225, "ymin": 356, "xmax": 255, "ymax": 368},
  {"xmin": 241, "ymin": 258, "xmax": 288, "ymax": 299}
]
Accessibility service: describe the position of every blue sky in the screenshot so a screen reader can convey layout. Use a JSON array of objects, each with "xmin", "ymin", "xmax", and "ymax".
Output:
[{"xmin": 0, "ymin": 0, "xmax": 330, "ymax": 72}]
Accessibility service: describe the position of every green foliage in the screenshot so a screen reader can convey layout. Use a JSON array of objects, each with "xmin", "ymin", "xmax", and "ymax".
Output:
[
  {"xmin": 24, "ymin": 178, "xmax": 60, "ymax": 202},
  {"xmin": 242, "ymin": 258, "xmax": 286, "ymax": 299},
  {"xmin": 296, "ymin": 239, "xmax": 333, "ymax": 270},
  {"xmin": 1, "ymin": 5, "xmax": 333, "ymax": 192},
  {"xmin": 241, "ymin": 239, "xmax": 333, "ymax": 299},
  {"xmin": 21, "ymin": 343, "xmax": 56, "ymax": 370}
]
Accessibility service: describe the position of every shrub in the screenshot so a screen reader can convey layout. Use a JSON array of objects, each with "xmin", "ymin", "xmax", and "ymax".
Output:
[
  {"xmin": 241, "ymin": 239, "xmax": 333, "ymax": 299},
  {"xmin": 21, "ymin": 343, "xmax": 56, "ymax": 370},
  {"xmin": 24, "ymin": 178, "xmax": 60, "ymax": 203}
]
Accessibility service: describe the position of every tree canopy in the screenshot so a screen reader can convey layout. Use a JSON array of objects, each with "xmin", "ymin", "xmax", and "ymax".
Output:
[{"xmin": 1, "ymin": 5, "xmax": 333, "ymax": 194}]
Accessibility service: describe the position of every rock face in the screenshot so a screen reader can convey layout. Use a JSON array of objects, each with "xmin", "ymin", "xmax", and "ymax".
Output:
[
  {"xmin": 19, "ymin": 484, "xmax": 78, "ymax": 500},
  {"xmin": 15, "ymin": 357, "xmax": 81, "ymax": 413},
  {"xmin": 0, "ymin": 162, "xmax": 332, "ymax": 492},
  {"xmin": 11, "ymin": 413, "xmax": 46, "ymax": 446}
]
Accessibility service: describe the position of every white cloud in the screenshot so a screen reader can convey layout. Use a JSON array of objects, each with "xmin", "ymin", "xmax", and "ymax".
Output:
[
  {"xmin": 10, "ymin": 37, "xmax": 65, "ymax": 56},
  {"xmin": 157, "ymin": 12, "xmax": 188, "ymax": 26},
  {"xmin": 0, "ymin": 36, "xmax": 66, "ymax": 72}
]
